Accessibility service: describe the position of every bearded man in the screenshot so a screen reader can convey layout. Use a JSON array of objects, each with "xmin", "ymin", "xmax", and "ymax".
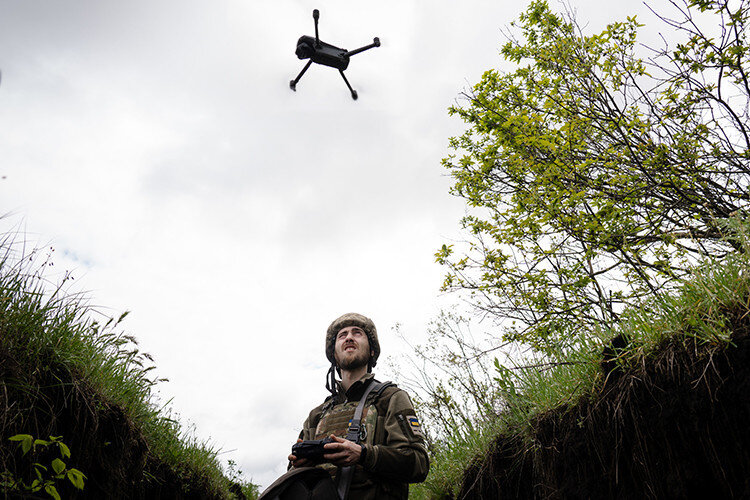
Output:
[{"xmin": 288, "ymin": 312, "xmax": 429, "ymax": 499}]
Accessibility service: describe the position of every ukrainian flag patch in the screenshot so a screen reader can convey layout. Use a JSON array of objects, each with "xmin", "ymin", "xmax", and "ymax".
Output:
[{"xmin": 408, "ymin": 416, "xmax": 422, "ymax": 436}]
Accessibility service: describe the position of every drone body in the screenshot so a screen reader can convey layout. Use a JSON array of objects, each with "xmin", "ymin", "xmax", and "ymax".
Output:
[
  {"xmin": 295, "ymin": 35, "xmax": 351, "ymax": 71},
  {"xmin": 290, "ymin": 9, "xmax": 380, "ymax": 100}
]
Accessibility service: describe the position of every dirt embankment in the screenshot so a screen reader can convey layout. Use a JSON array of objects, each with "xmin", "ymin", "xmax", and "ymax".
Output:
[
  {"xmin": 458, "ymin": 327, "xmax": 750, "ymax": 499},
  {"xmin": 0, "ymin": 346, "xmax": 225, "ymax": 499}
]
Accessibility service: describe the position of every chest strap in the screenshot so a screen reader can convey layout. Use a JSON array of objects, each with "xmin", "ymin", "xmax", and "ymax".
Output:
[{"xmin": 337, "ymin": 379, "xmax": 384, "ymax": 500}]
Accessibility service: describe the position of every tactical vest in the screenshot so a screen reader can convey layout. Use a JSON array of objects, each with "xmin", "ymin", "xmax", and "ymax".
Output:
[
  {"xmin": 313, "ymin": 382, "xmax": 391, "ymax": 477},
  {"xmin": 261, "ymin": 380, "xmax": 396, "ymax": 500}
]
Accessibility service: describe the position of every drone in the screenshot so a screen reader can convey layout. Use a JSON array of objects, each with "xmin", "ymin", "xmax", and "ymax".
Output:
[{"xmin": 290, "ymin": 9, "xmax": 380, "ymax": 100}]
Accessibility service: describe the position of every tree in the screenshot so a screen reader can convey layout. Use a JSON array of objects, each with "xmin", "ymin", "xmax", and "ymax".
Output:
[{"xmin": 437, "ymin": 0, "xmax": 750, "ymax": 354}]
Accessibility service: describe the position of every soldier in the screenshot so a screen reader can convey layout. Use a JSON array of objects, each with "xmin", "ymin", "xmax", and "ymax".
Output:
[{"xmin": 288, "ymin": 312, "xmax": 429, "ymax": 499}]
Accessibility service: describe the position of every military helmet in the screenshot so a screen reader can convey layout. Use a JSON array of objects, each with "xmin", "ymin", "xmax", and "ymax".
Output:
[{"xmin": 326, "ymin": 312, "xmax": 380, "ymax": 369}]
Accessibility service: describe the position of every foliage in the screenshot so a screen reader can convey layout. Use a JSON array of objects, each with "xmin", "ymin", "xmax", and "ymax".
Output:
[
  {"xmin": 438, "ymin": 0, "xmax": 750, "ymax": 354},
  {"xmin": 415, "ymin": 218, "xmax": 750, "ymax": 498},
  {"xmin": 414, "ymin": 2, "xmax": 750, "ymax": 496},
  {"xmin": 392, "ymin": 313, "xmax": 505, "ymax": 499},
  {"xmin": 610, "ymin": 216, "xmax": 750, "ymax": 355},
  {"xmin": 402, "ymin": 311, "xmax": 602, "ymax": 499},
  {"xmin": 393, "ymin": 313, "xmax": 503, "ymax": 446},
  {"xmin": 1, "ymin": 434, "xmax": 86, "ymax": 500},
  {"xmin": 225, "ymin": 459, "xmax": 260, "ymax": 500},
  {"xmin": 0, "ymin": 230, "xmax": 257, "ymax": 498}
]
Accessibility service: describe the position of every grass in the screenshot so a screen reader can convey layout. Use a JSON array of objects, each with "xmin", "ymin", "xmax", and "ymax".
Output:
[
  {"xmin": 412, "ymin": 219, "xmax": 750, "ymax": 499},
  {"xmin": 0, "ymin": 233, "xmax": 258, "ymax": 498},
  {"xmin": 410, "ymin": 416, "xmax": 503, "ymax": 500}
]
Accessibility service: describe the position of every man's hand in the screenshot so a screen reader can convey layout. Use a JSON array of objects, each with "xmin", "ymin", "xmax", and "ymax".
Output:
[
  {"xmin": 288, "ymin": 439, "xmax": 312, "ymax": 468},
  {"xmin": 322, "ymin": 434, "xmax": 362, "ymax": 467}
]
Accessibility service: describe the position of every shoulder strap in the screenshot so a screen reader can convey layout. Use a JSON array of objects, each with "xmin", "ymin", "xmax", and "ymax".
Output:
[
  {"xmin": 336, "ymin": 380, "xmax": 384, "ymax": 500},
  {"xmin": 345, "ymin": 380, "xmax": 385, "ymax": 443},
  {"xmin": 370, "ymin": 380, "xmax": 393, "ymax": 399}
]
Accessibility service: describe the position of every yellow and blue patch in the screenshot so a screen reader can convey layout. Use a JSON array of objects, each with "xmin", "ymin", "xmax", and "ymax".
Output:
[{"xmin": 408, "ymin": 416, "xmax": 422, "ymax": 436}]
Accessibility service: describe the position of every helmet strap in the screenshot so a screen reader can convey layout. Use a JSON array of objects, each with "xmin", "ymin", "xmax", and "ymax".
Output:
[{"xmin": 325, "ymin": 362, "xmax": 338, "ymax": 397}]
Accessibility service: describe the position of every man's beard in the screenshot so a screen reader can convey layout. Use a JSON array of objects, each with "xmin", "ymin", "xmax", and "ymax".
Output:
[{"xmin": 336, "ymin": 349, "xmax": 369, "ymax": 370}]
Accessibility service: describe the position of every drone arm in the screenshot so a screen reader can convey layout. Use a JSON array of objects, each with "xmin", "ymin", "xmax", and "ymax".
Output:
[
  {"xmin": 313, "ymin": 9, "xmax": 321, "ymax": 48},
  {"xmin": 344, "ymin": 37, "xmax": 380, "ymax": 58}
]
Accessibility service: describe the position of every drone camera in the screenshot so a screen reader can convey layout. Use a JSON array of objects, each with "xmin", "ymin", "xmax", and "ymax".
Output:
[{"xmin": 295, "ymin": 41, "xmax": 315, "ymax": 60}]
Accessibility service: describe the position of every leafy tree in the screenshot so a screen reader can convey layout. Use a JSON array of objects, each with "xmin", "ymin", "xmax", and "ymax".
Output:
[{"xmin": 437, "ymin": 0, "xmax": 750, "ymax": 354}]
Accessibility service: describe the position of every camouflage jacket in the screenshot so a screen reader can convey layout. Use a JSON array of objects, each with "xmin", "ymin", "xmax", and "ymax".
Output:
[{"xmin": 297, "ymin": 373, "xmax": 429, "ymax": 500}]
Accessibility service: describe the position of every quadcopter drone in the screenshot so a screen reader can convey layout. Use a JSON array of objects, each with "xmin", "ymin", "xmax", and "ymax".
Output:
[{"xmin": 290, "ymin": 9, "xmax": 380, "ymax": 100}]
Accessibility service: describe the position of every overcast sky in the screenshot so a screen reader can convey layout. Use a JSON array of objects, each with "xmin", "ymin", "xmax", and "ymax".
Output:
[{"xmin": 0, "ymin": 0, "xmax": 675, "ymax": 489}]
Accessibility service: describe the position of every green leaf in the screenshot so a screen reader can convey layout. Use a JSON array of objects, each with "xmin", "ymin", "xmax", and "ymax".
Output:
[
  {"xmin": 10, "ymin": 434, "xmax": 34, "ymax": 455},
  {"xmin": 51, "ymin": 458, "xmax": 66, "ymax": 475},
  {"xmin": 8, "ymin": 434, "xmax": 32, "ymax": 442},
  {"xmin": 67, "ymin": 468, "xmax": 86, "ymax": 490},
  {"xmin": 58, "ymin": 442, "xmax": 71, "ymax": 459},
  {"xmin": 34, "ymin": 464, "xmax": 47, "ymax": 481},
  {"xmin": 45, "ymin": 484, "xmax": 61, "ymax": 500}
]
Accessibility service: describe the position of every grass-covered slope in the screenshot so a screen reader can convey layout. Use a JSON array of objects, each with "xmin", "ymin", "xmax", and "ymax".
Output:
[
  {"xmin": 459, "ymin": 331, "xmax": 750, "ymax": 498},
  {"xmin": 418, "ymin": 226, "xmax": 750, "ymax": 499},
  {"xmin": 0, "ymin": 242, "xmax": 257, "ymax": 499}
]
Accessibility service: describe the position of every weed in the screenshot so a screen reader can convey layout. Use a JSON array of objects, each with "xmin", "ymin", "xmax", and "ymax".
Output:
[{"xmin": 1, "ymin": 434, "xmax": 86, "ymax": 500}]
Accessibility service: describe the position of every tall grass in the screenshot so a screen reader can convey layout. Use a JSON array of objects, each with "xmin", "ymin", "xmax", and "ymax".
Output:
[
  {"xmin": 0, "ymin": 233, "xmax": 257, "ymax": 498},
  {"xmin": 412, "ymin": 218, "xmax": 750, "ymax": 499},
  {"xmin": 410, "ymin": 416, "xmax": 503, "ymax": 500}
]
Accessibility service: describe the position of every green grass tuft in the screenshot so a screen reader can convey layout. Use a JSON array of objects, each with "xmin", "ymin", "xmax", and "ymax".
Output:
[{"xmin": 0, "ymin": 234, "xmax": 258, "ymax": 498}]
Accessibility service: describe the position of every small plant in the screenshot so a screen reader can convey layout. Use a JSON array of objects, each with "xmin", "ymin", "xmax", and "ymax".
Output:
[
  {"xmin": 225, "ymin": 459, "xmax": 260, "ymax": 500},
  {"xmin": 1, "ymin": 434, "xmax": 86, "ymax": 500}
]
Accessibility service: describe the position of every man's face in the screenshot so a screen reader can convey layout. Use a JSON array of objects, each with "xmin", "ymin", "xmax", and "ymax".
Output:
[{"xmin": 334, "ymin": 325, "xmax": 371, "ymax": 371}]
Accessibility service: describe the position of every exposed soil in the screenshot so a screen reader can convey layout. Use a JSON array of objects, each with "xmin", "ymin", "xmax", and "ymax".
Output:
[{"xmin": 457, "ymin": 326, "xmax": 750, "ymax": 499}]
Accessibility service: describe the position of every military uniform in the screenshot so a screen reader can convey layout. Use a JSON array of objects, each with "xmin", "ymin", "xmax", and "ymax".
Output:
[{"xmin": 297, "ymin": 373, "xmax": 429, "ymax": 500}]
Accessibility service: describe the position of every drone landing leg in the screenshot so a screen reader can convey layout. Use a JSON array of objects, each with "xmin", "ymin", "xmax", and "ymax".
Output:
[
  {"xmin": 339, "ymin": 70, "xmax": 358, "ymax": 100},
  {"xmin": 290, "ymin": 60, "xmax": 313, "ymax": 91}
]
